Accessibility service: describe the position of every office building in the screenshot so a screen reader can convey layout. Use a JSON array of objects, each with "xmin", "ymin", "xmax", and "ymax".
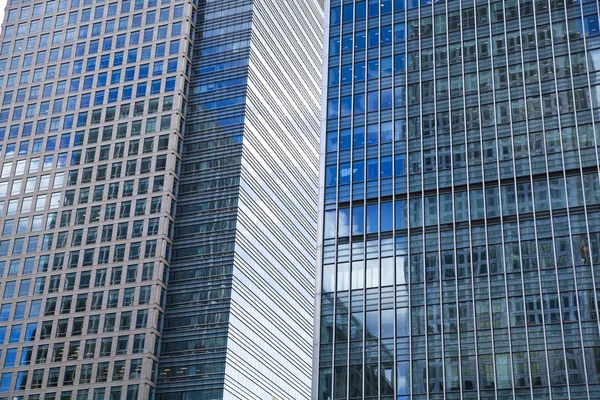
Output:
[
  {"xmin": 0, "ymin": 0, "xmax": 322, "ymax": 398},
  {"xmin": 316, "ymin": 0, "xmax": 600, "ymax": 399}
]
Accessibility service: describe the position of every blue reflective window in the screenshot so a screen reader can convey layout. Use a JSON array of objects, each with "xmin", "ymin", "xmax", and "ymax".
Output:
[
  {"xmin": 100, "ymin": 54, "xmax": 110, "ymax": 68},
  {"xmin": 122, "ymin": 85, "xmax": 133, "ymax": 100},
  {"xmin": 97, "ymin": 72, "xmax": 107, "ymax": 86},
  {"xmin": 355, "ymin": 61, "xmax": 365, "ymax": 81},
  {"xmin": 127, "ymin": 49, "xmax": 138, "ymax": 63},
  {"xmin": 33, "ymin": 139, "xmax": 43, "ymax": 153},
  {"xmin": 89, "ymin": 39, "xmax": 99, "ymax": 53},
  {"xmin": 381, "ymin": 202, "xmax": 393, "ymax": 231},
  {"xmin": 141, "ymin": 46, "xmax": 152, "ymax": 60},
  {"xmin": 165, "ymin": 76, "xmax": 175, "ymax": 92},
  {"xmin": 585, "ymin": 15, "xmax": 599, "ymax": 36},
  {"xmin": 382, "ymin": 89, "xmax": 393, "ymax": 109},
  {"xmin": 327, "ymin": 99, "xmax": 338, "ymax": 119},
  {"xmin": 81, "ymin": 8, "xmax": 91, "ymax": 21},
  {"xmin": 381, "ymin": 309, "xmax": 394, "ymax": 338},
  {"xmin": 56, "ymin": 81, "xmax": 66, "ymax": 95},
  {"xmin": 60, "ymin": 133, "xmax": 71, "ymax": 148},
  {"xmin": 3, "ymin": 348, "xmax": 16, "ymax": 367},
  {"xmin": 36, "ymin": 120, "xmax": 47, "ymax": 134},
  {"xmin": 116, "ymin": 34, "xmax": 127, "ymax": 48},
  {"xmin": 382, "ymin": 0, "xmax": 392, "ymax": 13},
  {"xmin": 156, "ymin": 43, "xmax": 166, "ymax": 57},
  {"xmin": 325, "ymin": 165, "xmax": 337, "ymax": 186},
  {"xmin": 79, "ymin": 25, "xmax": 89, "ymax": 39},
  {"xmin": 73, "ymin": 60, "xmax": 83, "ymax": 73},
  {"xmin": 339, "ymin": 129, "xmax": 351, "ymax": 149},
  {"xmin": 94, "ymin": 90, "xmax": 105, "ymax": 105},
  {"xmin": 3, "ymin": 281, "xmax": 15, "ymax": 298},
  {"xmin": 86, "ymin": 58, "xmax": 97, "ymax": 72},
  {"xmin": 169, "ymin": 40, "xmax": 180, "ymax": 54},
  {"xmin": 339, "ymin": 208, "xmax": 350, "ymax": 237},
  {"xmin": 339, "ymin": 163, "xmax": 351, "ymax": 185},
  {"xmin": 381, "ymin": 156, "xmax": 393, "ymax": 178},
  {"xmin": 15, "ymin": 371, "xmax": 27, "ymax": 390},
  {"xmin": 368, "ymin": 0, "xmax": 379, "ymax": 16},
  {"xmin": 132, "ymin": 13, "xmax": 143, "ymax": 27},
  {"xmin": 114, "ymin": 51, "xmax": 124, "ymax": 66},
  {"xmin": 139, "ymin": 64, "xmax": 149, "ymax": 79},
  {"xmin": 0, "ymin": 305, "xmax": 9, "ymax": 322},
  {"xmin": 329, "ymin": 67, "xmax": 340, "ymax": 86},
  {"xmin": 80, "ymin": 93, "xmax": 91, "ymax": 108},
  {"xmin": 367, "ymin": 91, "xmax": 378, "ymax": 111},
  {"xmin": 0, "ymin": 373, "xmax": 12, "ymax": 392},
  {"xmin": 379, "ymin": 57, "xmax": 392, "ymax": 77},
  {"xmin": 146, "ymin": 10, "xmax": 156, "ymax": 24},
  {"xmin": 25, "ymin": 322, "xmax": 37, "ymax": 341},
  {"xmin": 144, "ymin": 28, "xmax": 153, "ymax": 42},
  {"xmin": 340, "ymin": 96, "xmax": 352, "ymax": 117},
  {"xmin": 5, "ymin": 143, "xmax": 15, "ymax": 156},
  {"xmin": 330, "ymin": 37, "xmax": 340, "ymax": 55},
  {"xmin": 355, "ymin": 1, "xmax": 367, "ymax": 19},
  {"xmin": 366, "ymin": 204, "xmax": 378, "ymax": 233},
  {"xmin": 353, "ymin": 126, "xmax": 365, "ymax": 148},
  {"xmin": 151, "ymin": 80, "xmax": 162, "ymax": 94},
  {"xmin": 396, "ymin": 200, "xmax": 406, "ymax": 229},
  {"xmin": 367, "ymin": 158, "xmax": 378, "ymax": 180},
  {"xmin": 9, "ymin": 324, "xmax": 21, "ymax": 342},
  {"xmin": 353, "ymin": 161, "xmax": 364, "ymax": 182},
  {"xmin": 367, "ymin": 125, "xmax": 378, "ymax": 145},
  {"xmin": 367, "ymin": 59, "xmax": 379, "ymax": 79},
  {"xmin": 381, "ymin": 122, "xmax": 393, "ymax": 143},
  {"xmin": 102, "ymin": 37, "xmax": 113, "ymax": 52},
  {"xmin": 83, "ymin": 75, "xmax": 94, "ymax": 90},
  {"xmin": 326, "ymin": 131, "xmax": 337, "ymax": 152},
  {"xmin": 111, "ymin": 70, "xmax": 121, "ymax": 84},
  {"xmin": 125, "ymin": 67, "xmax": 136, "ymax": 81},
  {"xmin": 136, "ymin": 82, "xmax": 147, "ymax": 98},
  {"xmin": 108, "ymin": 88, "xmax": 119, "ymax": 103},
  {"xmin": 167, "ymin": 59, "xmax": 178, "ymax": 73},
  {"xmin": 381, "ymin": 25, "xmax": 393, "ymax": 44},
  {"xmin": 63, "ymin": 115, "xmax": 74, "ymax": 129},
  {"xmin": 365, "ymin": 310, "xmax": 378, "ymax": 337},
  {"xmin": 395, "ymin": 154, "xmax": 405, "ymax": 175},
  {"xmin": 330, "ymin": 6, "xmax": 340, "ymax": 24},
  {"xmin": 153, "ymin": 62, "xmax": 163, "ymax": 76},
  {"xmin": 354, "ymin": 93, "xmax": 365, "ymax": 114},
  {"xmin": 395, "ymin": 54, "xmax": 406, "ymax": 73},
  {"xmin": 29, "ymin": 300, "xmax": 41, "ymax": 318},
  {"xmin": 368, "ymin": 28, "xmax": 378, "ymax": 47},
  {"xmin": 336, "ymin": 65, "xmax": 348, "ymax": 85},
  {"xmin": 352, "ymin": 206, "xmax": 364, "ymax": 235}
]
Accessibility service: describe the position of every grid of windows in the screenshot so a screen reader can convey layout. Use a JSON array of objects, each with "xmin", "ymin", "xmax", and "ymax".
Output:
[
  {"xmin": 0, "ymin": 0, "xmax": 189, "ymax": 397},
  {"xmin": 318, "ymin": 0, "xmax": 600, "ymax": 399}
]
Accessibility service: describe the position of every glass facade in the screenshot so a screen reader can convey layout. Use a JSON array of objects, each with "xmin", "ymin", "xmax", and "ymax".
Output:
[
  {"xmin": 156, "ymin": 0, "xmax": 251, "ymax": 398},
  {"xmin": 0, "ymin": 0, "xmax": 322, "ymax": 399},
  {"xmin": 316, "ymin": 0, "xmax": 600, "ymax": 399}
]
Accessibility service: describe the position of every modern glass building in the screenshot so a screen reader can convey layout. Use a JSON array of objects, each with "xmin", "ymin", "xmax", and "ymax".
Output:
[
  {"xmin": 0, "ymin": 0, "xmax": 322, "ymax": 399},
  {"xmin": 316, "ymin": 0, "xmax": 600, "ymax": 399}
]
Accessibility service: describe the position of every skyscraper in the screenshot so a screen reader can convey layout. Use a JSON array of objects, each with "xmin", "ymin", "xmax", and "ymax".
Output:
[
  {"xmin": 316, "ymin": 0, "xmax": 600, "ymax": 399},
  {"xmin": 0, "ymin": 0, "xmax": 322, "ymax": 399}
]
